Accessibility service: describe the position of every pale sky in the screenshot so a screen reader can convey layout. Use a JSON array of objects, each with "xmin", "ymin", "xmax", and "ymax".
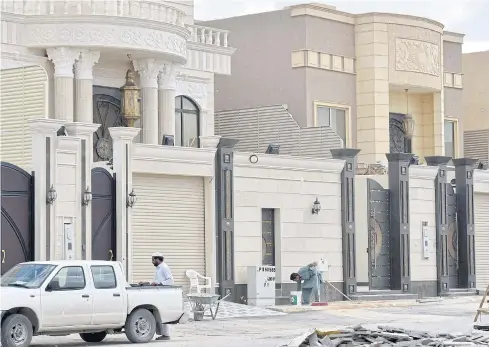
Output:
[{"xmin": 194, "ymin": 0, "xmax": 489, "ymax": 53}]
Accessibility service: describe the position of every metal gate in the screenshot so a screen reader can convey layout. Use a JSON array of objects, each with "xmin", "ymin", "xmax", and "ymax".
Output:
[
  {"xmin": 261, "ymin": 209, "xmax": 275, "ymax": 266},
  {"xmin": 447, "ymin": 183, "xmax": 459, "ymax": 288},
  {"xmin": 1, "ymin": 162, "xmax": 34, "ymax": 274},
  {"xmin": 91, "ymin": 168, "xmax": 116, "ymax": 261},
  {"xmin": 367, "ymin": 179, "xmax": 391, "ymax": 290}
]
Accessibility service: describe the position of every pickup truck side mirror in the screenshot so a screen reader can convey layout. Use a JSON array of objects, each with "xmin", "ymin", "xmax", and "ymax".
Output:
[{"xmin": 46, "ymin": 279, "xmax": 61, "ymax": 292}]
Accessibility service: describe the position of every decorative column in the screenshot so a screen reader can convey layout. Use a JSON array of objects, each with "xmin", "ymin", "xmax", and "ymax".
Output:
[
  {"xmin": 425, "ymin": 156, "xmax": 452, "ymax": 295},
  {"xmin": 133, "ymin": 59, "xmax": 161, "ymax": 145},
  {"xmin": 215, "ymin": 138, "xmax": 239, "ymax": 301},
  {"xmin": 331, "ymin": 148, "xmax": 361, "ymax": 296},
  {"xmin": 29, "ymin": 119, "xmax": 65, "ymax": 261},
  {"xmin": 386, "ymin": 153, "xmax": 414, "ymax": 291},
  {"xmin": 74, "ymin": 50, "xmax": 100, "ymax": 123},
  {"xmin": 158, "ymin": 63, "xmax": 177, "ymax": 144},
  {"xmin": 453, "ymin": 158, "xmax": 478, "ymax": 289},
  {"xmin": 47, "ymin": 47, "xmax": 80, "ymax": 122},
  {"xmin": 108, "ymin": 127, "xmax": 140, "ymax": 279},
  {"xmin": 64, "ymin": 122, "xmax": 101, "ymax": 260}
]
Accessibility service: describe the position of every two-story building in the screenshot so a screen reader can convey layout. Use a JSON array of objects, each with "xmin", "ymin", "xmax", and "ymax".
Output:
[{"xmin": 203, "ymin": 3, "xmax": 465, "ymax": 165}]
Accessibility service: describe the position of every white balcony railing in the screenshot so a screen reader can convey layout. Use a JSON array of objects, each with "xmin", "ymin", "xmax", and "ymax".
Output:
[
  {"xmin": 1, "ymin": 0, "xmax": 186, "ymax": 27},
  {"xmin": 188, "ymin": 25, "xmax": 229, "ymax": 48}
]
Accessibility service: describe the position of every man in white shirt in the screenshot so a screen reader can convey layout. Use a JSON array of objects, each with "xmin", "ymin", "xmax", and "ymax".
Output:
[{"xmin": 151, "ymin": 252, "xmax": 174, "ymax": 341}]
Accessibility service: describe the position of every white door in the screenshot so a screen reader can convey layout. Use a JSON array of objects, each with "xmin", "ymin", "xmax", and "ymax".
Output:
[
  {"xmin": 132, "ymin": 174, "xmax": 206, "ymax": 292},
  {"xmin": 90, "ymin": 265, "xmax": 125, "ymax": 326},
  {"xmin": 41, "ymin": 266, "xmax": 93, "ymax": 328},
  {"xmin": 475, "ymin": 193, "xmax": 489, "ymax": 291}
]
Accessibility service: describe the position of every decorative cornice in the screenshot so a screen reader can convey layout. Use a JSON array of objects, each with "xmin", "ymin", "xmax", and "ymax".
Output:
[
  {"xmin": 75, "ymin": 50, "xmax": 100, "ymax": 80},
  {"xmin": 64, "ymin": 122, "xmax": 101, "ymax": 136},
  {"xmin": 46, "ymin": 47, "xmax": 80, "ymax": 78},
  {"xmin": 409, "ymin": 166, "xmax": 439, "ymax": 180},
  {"xmin": 158, "ymin": 63, "xmax": 178, "ymax": 90},
  {"xmin": 29, "ymin": 118, "xmax": 65, "ymax": 134},
  {"xmin": 443, "ymin": 31, "xmax": 465, "ymax": 44},
  {"xmin": 108, "ymin": 127, "xmax": 141, "ymax": 141},
  {"xmin": 133, "ymin": 59, "xmax": 163, "ymax": 88},
  {"xmin": 1, "ymin": 52, "xmax": 48, "ymax": 70},
  {"xmin": 187, "ymin": 42, "xmax": 236, "ymax": 55}
]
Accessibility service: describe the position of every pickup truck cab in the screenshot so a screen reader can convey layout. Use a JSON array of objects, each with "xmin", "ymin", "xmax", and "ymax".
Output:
[{"xmin": 1, "ymin": 260, "xmax": 186, "ymax": 347}]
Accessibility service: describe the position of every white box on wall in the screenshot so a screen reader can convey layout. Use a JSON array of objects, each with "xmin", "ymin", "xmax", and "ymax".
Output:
[
  {"xmin": 247, "ymin": 266, "xmax": 276, "ymax": 307},
  {"xmin": 422, "ymin": 222, "xmax": 430, "ymax": 259}
]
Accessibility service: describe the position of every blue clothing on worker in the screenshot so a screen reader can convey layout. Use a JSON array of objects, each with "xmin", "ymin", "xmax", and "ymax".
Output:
[{"xmin": 298, "ymin": 265, "xmax": 320, "ymax": 289}]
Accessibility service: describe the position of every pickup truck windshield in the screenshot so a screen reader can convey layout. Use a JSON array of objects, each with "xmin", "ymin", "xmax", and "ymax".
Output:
[{"xmin": 1, "ymin": 264, "xmax": 56, "ymax": 288}]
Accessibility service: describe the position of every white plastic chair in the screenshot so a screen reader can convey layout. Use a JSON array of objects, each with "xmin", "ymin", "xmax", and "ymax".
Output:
[{"xmin": 185, "ymin": 269, "xmax": 212, "ymax": 294}]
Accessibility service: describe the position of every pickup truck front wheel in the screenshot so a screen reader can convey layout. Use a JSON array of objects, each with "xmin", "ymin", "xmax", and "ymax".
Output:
[
  {"xmin": 125, "ymin": 308, "xmax": 156, "ymax": 343},
  {"xmin": 80, "ymin": 332, "xmax": 107, "ymax": 343},
  {"xmin": 1, "ymin": 314, "xmax": 33, "ymax": 347}
]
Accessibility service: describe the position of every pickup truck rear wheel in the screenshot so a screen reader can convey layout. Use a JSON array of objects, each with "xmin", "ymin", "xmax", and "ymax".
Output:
[
  {"xmin": 125, "ymin": 308, "xmax": 156, "ymax": 343},
  {"xmin": 1, "ymin": 314, "xmax": 33, "ymax": 347},
  {"xmin": 80, "ymin": 332, "xmax": 107, "ymax": 343}
]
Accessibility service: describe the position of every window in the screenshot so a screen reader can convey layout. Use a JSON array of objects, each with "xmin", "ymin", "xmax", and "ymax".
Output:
[
  {"xmin": 91, "ymin": 265, "xmax": 117, "ymax": 289},
  {"xmin": 175, "ymin": 96, "xmax": 200, "ymax": 148},
  {"xmin": 49, "ymin": 266, "xmax": 86, "ymax": 291},
  {"xmin": 314, "ymin": 103, "xmax": 348, "ymax": 147},
  {"xmin": 444, "ymin": 119, "xmax": 457, "ymax": 158}
]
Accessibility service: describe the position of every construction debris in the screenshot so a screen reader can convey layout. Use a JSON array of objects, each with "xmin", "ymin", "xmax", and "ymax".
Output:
[{"xmin": 280, "ymin": 325, "xmax": 489, "ymax": 346}]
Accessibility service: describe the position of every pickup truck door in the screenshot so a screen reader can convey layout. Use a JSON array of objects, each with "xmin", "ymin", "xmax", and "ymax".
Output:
[
  {"xmin": 89, "ymin": 265, "xmax": 125, "ymax": 326},
  {"xmin": 41, "ymin": 266, "xmax": 93, "ymax": 328}
]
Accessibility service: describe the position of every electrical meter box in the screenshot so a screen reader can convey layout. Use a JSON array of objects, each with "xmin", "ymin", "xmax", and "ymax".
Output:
[{"xmin": 247, "ymin": 266, "xmax": 276, "ymax": 307}]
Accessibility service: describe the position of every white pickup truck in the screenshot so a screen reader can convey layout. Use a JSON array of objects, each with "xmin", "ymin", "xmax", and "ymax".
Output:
[{"xmin": 1, "ymin": 260, "xmax": 186, "ymax": 347}]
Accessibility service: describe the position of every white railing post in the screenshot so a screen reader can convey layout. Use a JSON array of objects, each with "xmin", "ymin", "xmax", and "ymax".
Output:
[
  {"xmin": 215, "ymin": 31, "xmax": 221, "ymax": 46},
  {"xmin": 223, "ymin": 32, "xmax": 228, "ymax": 47}
]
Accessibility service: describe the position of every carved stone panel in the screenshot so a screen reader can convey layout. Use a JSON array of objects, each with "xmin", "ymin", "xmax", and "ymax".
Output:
[{"xmin": 395, "ymin": 38, "xmax": 440, "ymax": 76}]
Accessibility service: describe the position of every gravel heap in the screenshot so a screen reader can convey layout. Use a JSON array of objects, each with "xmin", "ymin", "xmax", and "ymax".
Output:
[{"xmin": 287, "ymin": 325, "xmax": 489, "ymax": 346}]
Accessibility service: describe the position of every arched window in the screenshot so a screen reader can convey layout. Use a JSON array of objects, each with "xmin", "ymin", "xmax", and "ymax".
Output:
[{"xmin": 175, "ymin": 96, "xmax": 200, "ymax": 148}]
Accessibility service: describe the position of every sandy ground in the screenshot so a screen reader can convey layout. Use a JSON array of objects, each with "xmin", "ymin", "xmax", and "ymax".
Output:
[{"xmin": 30, "ymin": 297, "xmax": 488, "ymax": 347}]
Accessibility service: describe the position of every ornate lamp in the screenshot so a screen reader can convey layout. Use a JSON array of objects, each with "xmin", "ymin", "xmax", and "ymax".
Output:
[
  {"xmin": 402, "ymin": 89, "xmax": 415, "ymax": 139},
  {"xmin": 311, "ymin": 198, "xmax": 321, "ymax": 215},
  {"xmin": 127, "ymin": 189, "xmax": 137, "ymax": 208},
  {"xmin": 82, "ymin": 186, "xmax": 92, "ymax": 206},
  {"xmin": 46, "ymin": 185, "xmax": 57, "ymax": 205},
  {"xmin": 120, "ymin": 69, "xmax": 141, "ymax": 127}
]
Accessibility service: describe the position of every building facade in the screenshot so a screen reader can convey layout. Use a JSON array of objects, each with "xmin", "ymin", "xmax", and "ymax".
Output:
[
  {"xmin": 204, "ymin": 3, "xmax": 465, "ymax": 165},
  {"xmin": 463, "ymin": 50, "xmax": 489, "ymax": 166}
]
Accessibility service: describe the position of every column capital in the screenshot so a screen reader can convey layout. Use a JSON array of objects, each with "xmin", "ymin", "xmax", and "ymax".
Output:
[
  {"xmin": 200, "ymin": 135, "xmax": 221, "ymax": 149},
  {"xmin": 425, "ymin": 156, "xmax": 452, "ymax": 166},
  {"xmin": 385, "ymin": 153, "xmax": 414, "ymax": 163},
  {"xmin": 330, "ymin": 148, "xmax": 361, "ymax": 160},
  {"xmin": 109, "ymin": 127, "xmax": 141, "ymax": 141},
  {"xmin": 64, "ymin": 122, "xmax": 101, "ymax": 137},
  {"xmin": 47, "ymin": 47, "xmax": 80, "ymax": 78},
  {"xmin": 453, "ymin": 158, "xmax": 478, "ymax": 167},
  {"xmin": 158, "ymin": 63, "xmax": 178, "ymax": 90},
  {"xmin": 133, "ymin": 58, "xmax": 162, "ymax": 88},
  {"xmin": 75, "ymin": 50, "xmax": 100, "ymax": 80},
  {"xmin": 29, "ymin": 118, "xmax": 65, "ymax": 134}
]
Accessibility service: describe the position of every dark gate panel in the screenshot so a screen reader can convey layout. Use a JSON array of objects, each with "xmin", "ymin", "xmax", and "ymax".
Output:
[
  {"xmin": 91, "ymin": 168, "xmax": 116, "ymax": 261},
  {"xmin": 261, "ymin": 209, "xmax": 275, "ymax": 266},
  {"xmin": 446, "ymin": 184, "xmax": 458, "ymax": 288},
  {"xmin": 367, "ymin": 179, "xmax": 391, "ymax": 290},
  {"xmin": 1, "ymin": 162, "xmax": 34, "ymax": 274}
]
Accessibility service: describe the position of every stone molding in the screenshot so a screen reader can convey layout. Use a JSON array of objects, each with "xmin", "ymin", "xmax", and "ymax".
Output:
[
  {"xmin": 29, "ymin": 118, "xmax": 65, "ymax": 133},
  {"xmin": 64, "ymin": 122, "xmax": 101, "ymax": 137},
  {"xmin": 75, "ymin": 50, "xmax": 100, "ymax": 80},
  {"xmin": 199, "ymin": 135, "xmax": 222, "ymax": 149},
  {"xmin": 26, "ymin": 23, "xmax": 188, "ymax": 64},
  {"xmin": 158, "ymin": 63, "xmax": 178, "ymax": 90},
  {"xmin": 133, "ymin": 59, "xmax": 163, "ymax": 89},
  {"xmin": 291, "ymin": 49, "xmax": 355, "ymax": 74},
  {"xmin": 444, "ymin": 72, "xmax": 463, "ymax": 89},
  {"xmin": 46, "ymin": 47, "xmax": 80, "ymax": 77},
  {"xmin": 108, "ymin": 127, "xmax": 141, "ymax": 141},
  {"xmin": 395, "ymin": 38, "xmax": 440, "ymax": 77},
  {"xmin": 234, "ymin": 152, "xmax": 345, "ymax": 174}
]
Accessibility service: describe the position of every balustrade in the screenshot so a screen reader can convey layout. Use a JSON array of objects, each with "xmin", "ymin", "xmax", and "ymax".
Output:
[
  {"xmin": 188, "ymin": 25, "xmax": 229, "ymax": 47},
  {"xmin": 1, "ymin": 0, "xmax": 185, "ymax": 27}
]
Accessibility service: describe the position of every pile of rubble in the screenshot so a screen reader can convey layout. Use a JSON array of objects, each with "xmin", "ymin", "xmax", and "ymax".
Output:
[{"xmin": 282, "ymin": 325, "xmax": 489, "ymax": 346}]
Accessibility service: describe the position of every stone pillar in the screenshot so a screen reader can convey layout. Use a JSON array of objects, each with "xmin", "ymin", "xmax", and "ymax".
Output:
[
  {"xmin": 433, "ymin": 92, "xmax": 445, "ymax": 156},
  {"xmin": 47, "ymin": 47, "xmax": 80, "ymax": 122},
  {"xmin": 64, "ymin": 122, "xmax": 101, "ymax": 260},
  {"xmin": 215, "ymin": 138, "xmax": 239, "ymax": 301},
  {"xmin": 108, "ymin": 127, "xmax": 140, "ymax": 279},
  {"xmin": 386, "ymin": 153, "xmax": 414, "ymax": 291},
  {"xmin": 133, "ymin": 59, "xmax": 161, "ymax": 145},
  {"xmin": 158, "ymin": 63, "xmax": 177, "ymax": 144},
  {"xmin": 453, "ymin": 158, "xmax": 478, "ymax": 289},
  {"xmin": 425, "ymin": 156, "xmax": 452, "ymax": 294},
  {"xmin": 29, "ymin": 119, "xmax": 65, "ymax": 261},
  {"xmin": 331, "ymin": 148, "xmax": 361, "ymax": 296},
  {"xmin": 74, "ymin": 50, "xmax": 100, "ymax": 123}
]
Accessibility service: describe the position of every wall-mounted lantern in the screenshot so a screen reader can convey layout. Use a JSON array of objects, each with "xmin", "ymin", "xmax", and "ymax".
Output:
[
  {"xmin": 82, "ymin": 186, "xmax": 92, "ymax": 206},
  {"xmin": 312, "ymin": 197, "xmax": 321, "ymax": 215},
  {"xmin": 127, "ymin": 189, "xmax": 137, "ymax": 208},
  {"xmin": 402, "ymin": 89, "xmax": 415, "ymax": 139},
  {"xmin": 46, "ymin": 185, "xmax": 57, "ymax": 205},
  {"xmin": 120, "ymin": 69, "xmax": 141, "ymax": 127}
]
